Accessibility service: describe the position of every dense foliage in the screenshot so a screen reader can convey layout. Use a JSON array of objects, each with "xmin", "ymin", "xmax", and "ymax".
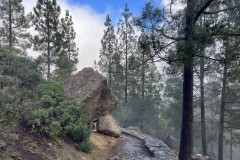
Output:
[
  {"xmin": 0, "ymin": 50, "xmax": 91, "ymax": 153},
  {"xmin": 25, "ymin": 81, "xmax": 91, "ymax": 151},
  {"xmin": 0, "ymin": 51, "xmax": 42, "ymax": 126}
]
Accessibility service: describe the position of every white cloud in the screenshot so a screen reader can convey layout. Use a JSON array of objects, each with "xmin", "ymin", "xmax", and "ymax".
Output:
[
  {"xmin": 162, "ymin": 0, "xmax": 185, "ymax": 13},
  {"xmin": 22, "ymin": 0, "xmax": 105, "ymax": 71}
]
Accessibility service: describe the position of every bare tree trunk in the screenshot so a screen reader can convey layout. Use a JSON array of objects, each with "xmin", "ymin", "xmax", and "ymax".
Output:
[
  {"xmin": 124, "ymin": 10, "xmax": 128, "ymax": 104},
  {"xmin": 218, "ymin": 59, "xmax": 227, "ymax": 160},
  {"xmin": 47, "ymin": 40, "xmax": 51, "ymax": 79},
  {"xmin": 140, "ymin": 52, "xmax": 145, "ymax": 131},
  {"xmin": 109, "ymin": 58, "xmax": 112, "ymax": 89},
  {"xmin": 8, "ymin": 0, "xmax": 12, "ymax": 53},
  {"xmin": 230, "ymin": 129, "xmax": 233, "ymax": 160},
  {"xmin": 200, "ymin": 53, "xmax": 207, "ymax": 155},
  {"xmin": 47, "ymin": 9, "xmax": 51, "ymax": 80},
  {"xmin": 179, "ymin": 0, "xmax": 195, "ymax": 159}
]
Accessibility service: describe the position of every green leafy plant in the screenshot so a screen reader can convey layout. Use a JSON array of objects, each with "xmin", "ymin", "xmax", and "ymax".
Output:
[
  {"xmin": 40, "ymin": 95, "xmax": 57, "ymax": 108},
  {"xmin": 78, "ymin": 140, "xmax": 92, "ymax": 153},
  {"xmin": 70, "ymin": 125, "xmax": 91, "ymax": 142}
]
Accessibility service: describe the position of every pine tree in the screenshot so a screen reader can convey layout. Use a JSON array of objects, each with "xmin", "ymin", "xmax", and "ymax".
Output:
[
  {"xmin": 117, "ymin": 3, "xmax": 137, "ymax": 103},
  {"xmin": 98, "ymin": 14, "xmax": 117, "ymax": 89},
  {"xmin": 53, "ymin": 9, "xmax": 79, "ymax": 82},
  {"xmin": 31, "ymin": 0, "xmax": 61, "ymax": 79},
  {"xmin": 0, "ymin": 0, "xmax": 31, "ymax": 55}
]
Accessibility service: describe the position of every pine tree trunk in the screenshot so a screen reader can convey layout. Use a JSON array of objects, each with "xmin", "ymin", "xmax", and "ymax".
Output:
[
  {"xmin": 140, "ymin": 52, "xmax": 145, "ymax": 131},
  {"xmin": 200, "ymin": 54, "xmax": 207, "ymax": 155},
  {"xmin": 47, "ymin": 5, "xmax": 51, "ymax": 80},
  {"xmin": 230, "ymin": 129, "xmax": 233, "ymax": 160},
  {"xmin": 8, "ymin": 0, "xmax": 12, "ymax": 53},
  {"xmin": 124, "ymin": 15, "xmax": 128, "ymax": 104},
  {"xmin": 179, "ymin": 0, "xmax": 194, "ymax": 159},
  {"xmin": 218, "ymin": 60, "xmax": 227, "ymax": 160},
  {"xmin": 47, "ymin": 41, "xmax": 51, "ymax": 79},
  {"xmin": 47, "ymin": 20, "xmax": 51, "ymax": 79},
  {"xmin": 109, "ymin": 58, "xmax": 112, "ymax": 89}
]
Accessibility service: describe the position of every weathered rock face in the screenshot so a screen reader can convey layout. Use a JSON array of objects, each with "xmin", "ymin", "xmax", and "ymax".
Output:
[
  {"xmin": 64, "ymin": 67, "xmax": 118, "ymax": 124},
  {"xmin": 164, "ymin": 135, "xmax": 180, "ymax": 152},
  {"xmin": 97, "ymin": 114, "xmax": 121, "ymax": 138}
]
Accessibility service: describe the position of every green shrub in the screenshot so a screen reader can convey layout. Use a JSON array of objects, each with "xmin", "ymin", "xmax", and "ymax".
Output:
[
  {"xmin": 0, "ymin": 52, "xmax": 42, "ymax": 89},
  {"xmin": 78, "ymin": 140, "xmax": 92, "ymax": 153},
  {"xmin": 0, "ymin": 52, "xmax": 42, "ymax": 126},
  {"xmin": 40, "ymin": 121, "xmax": 62, "ymax": 138},
  {"xmin": 25, "ymin": 100, "xmax": 91, "ymax": 140},
  {"xmin": 25, "ymin": 107, "xmax": 55, "ymax": 136},
  {"xmin": 39, "ymin": 81, "xmax": 64, "ymax": 106},
  {"xmin": 40, "ymin": 95, "xmax": 57, "ymax": 108},
  {"xmin": 39, "ymin": 81, "xmax": 64, "ymax": 97},
  {"xmin": 70, "ymin": 125, "xmax": 91, "ymax": 142},
  {"xmin": 23, "ymin": 78, "xmax": 91, "ymax": 144},
  {"xmin": 55, "ymin": 101, "xmax": 89, "ymax": 126}
]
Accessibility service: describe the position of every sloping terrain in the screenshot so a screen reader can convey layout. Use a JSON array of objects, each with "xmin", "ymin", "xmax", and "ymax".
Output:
[{"xmin": 0, "ymin": 125, "xmax": 121, "ymax": 160}]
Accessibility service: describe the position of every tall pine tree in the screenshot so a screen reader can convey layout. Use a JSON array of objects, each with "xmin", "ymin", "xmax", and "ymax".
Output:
[
  {"xmin": 53, "ymin": 9, "xmax": 79, "ymax": 82},
  {"xmin": 98, "ymin": 14, "xmax": 117, "ymax": 89},
  {"xmin": 117, "ymin": 3, "xmax": 136, "ymax": 103},
  {"xmin": 0, "ymin": 0, "xmax": 31, "ymax": 55},
  {"xmin": 31, "ymin": 0, "xmax": 61, "ymax": 79}
]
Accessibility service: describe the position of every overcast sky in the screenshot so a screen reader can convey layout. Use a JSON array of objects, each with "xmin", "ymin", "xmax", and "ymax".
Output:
[{"xmin": 22, "ymin": 0, "xmax": 173, "ymax": 71}]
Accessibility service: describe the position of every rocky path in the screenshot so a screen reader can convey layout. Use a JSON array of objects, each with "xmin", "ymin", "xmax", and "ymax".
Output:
[
  {"xmin": 108, "ymin": 129, "xmax": 178, "ymax": 160},
  {"xmin": 108, "ymin": 133, "xmax": 154, "ymax": 160}
]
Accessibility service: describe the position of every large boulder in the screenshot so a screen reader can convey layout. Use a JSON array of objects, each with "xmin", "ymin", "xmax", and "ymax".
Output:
[
  {"xmin": 97, "ymin": 114, "xmax": 121, "ymax": 138},
  {"xmin": 64, "ymin": 67, "xmax": 118, "ymax": 124}
]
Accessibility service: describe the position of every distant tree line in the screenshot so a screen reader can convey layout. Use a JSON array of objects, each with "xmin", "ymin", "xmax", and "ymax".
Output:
[{"xmin": 0, "ymin": 0, "xmax": 78, "ymax": 81}]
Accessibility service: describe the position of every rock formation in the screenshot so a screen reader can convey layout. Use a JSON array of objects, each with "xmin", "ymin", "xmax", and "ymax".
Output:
[
  {"xmin": 64, "ymin": 67, "xmax": 120, "ymax": 137},
  {"xmin": 164, "ymin": 135, "xmax": 180, "ymax": 152},
  {"xmin": 97, "ymin": 114, "xmax": 121, "ymax": 138}
]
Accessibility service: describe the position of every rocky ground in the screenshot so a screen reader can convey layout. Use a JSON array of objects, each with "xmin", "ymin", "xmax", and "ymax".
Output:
[{"xmin": 108, "ymin": 133, "xmax": 155, "ymax": 160}]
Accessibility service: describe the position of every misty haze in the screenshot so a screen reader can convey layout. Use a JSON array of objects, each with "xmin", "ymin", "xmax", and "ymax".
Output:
[{"xmin": 0, "ymin": 0, "xmax": 240, "ymax": 160}]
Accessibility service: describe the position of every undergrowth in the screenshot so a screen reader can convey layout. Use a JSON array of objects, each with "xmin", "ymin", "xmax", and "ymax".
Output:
[{"xmin": 0, "ymin": 51, "xmax": 92, "ymax": 153}]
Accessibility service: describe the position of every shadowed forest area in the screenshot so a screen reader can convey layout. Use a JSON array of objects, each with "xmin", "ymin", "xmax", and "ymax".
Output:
[{"xmin": 1, "ymin": 0, "xmax": 240, "ymax": 160}]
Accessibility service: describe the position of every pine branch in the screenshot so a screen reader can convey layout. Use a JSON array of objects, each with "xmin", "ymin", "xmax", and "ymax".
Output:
[
  {"xmin": 202, "ymin": 5, "xmax": 240, "ymax": 14},
  {"xmin": 194, "ymin": 0, "xmax": 215, "ymax": 24}
]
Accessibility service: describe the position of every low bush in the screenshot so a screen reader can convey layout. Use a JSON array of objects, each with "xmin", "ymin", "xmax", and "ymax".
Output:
[
  {"xmin": 0, "ymin": 52, "xmax": 42, "ymax": 126},
  {"xmin": 70, "ymin": 125, "xmax": 91, "ymax": 142},
  {"xmin": 78, "ymin": 140, "xmax": 92, "ymax": 153},
  {"xmin": 25, "ymin": 81, "xmax": 92, "ymax": 151}
]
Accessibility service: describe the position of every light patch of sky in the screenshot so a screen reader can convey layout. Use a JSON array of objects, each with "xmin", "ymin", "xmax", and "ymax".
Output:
[
  {"xmin": 22, "ymin": 0, "xmax": 105, "ymax": 71},
  {"xmin": 162, "ymin": 0, "xmax": 185, "ymax": 13}
]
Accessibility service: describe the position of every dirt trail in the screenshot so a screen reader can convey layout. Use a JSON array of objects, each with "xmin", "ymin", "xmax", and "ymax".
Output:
[{"xmin": 108, "ymin": 133, "xmax": 155, "ymax": 160}]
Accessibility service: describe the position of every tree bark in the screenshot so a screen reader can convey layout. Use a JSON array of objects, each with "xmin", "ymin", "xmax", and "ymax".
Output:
[
  {"xmin": 179, "ymin": 0, "xmax": 195, "ymax": 159},
  {"xmin": 124, "ymin": 9, "xmax": 128, "ymax": 104},
  {"xmin": 218, "ymin": 58, "xmax": 227, "ymax": 160},
  {"xmin": 47, "ymin": 3, "xmax": 51, "ymax": 80},
  {"xmin": 109, "ymin": 58, "xmax": 112, "ymax": 89},
  {"xmin": 8, "ymin": 0, "xmax": 12, "ymax": 53},
  {"xmin": 200, "ymin": 53, "xmax": 207, "ymax": 155},
  {"xmin": 140, "ymin": 51, "xmax": 145, "ymax": 131},
  {"xmin": 230, "ymin": 129, "xmax": 232, "ymax": 160}
]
